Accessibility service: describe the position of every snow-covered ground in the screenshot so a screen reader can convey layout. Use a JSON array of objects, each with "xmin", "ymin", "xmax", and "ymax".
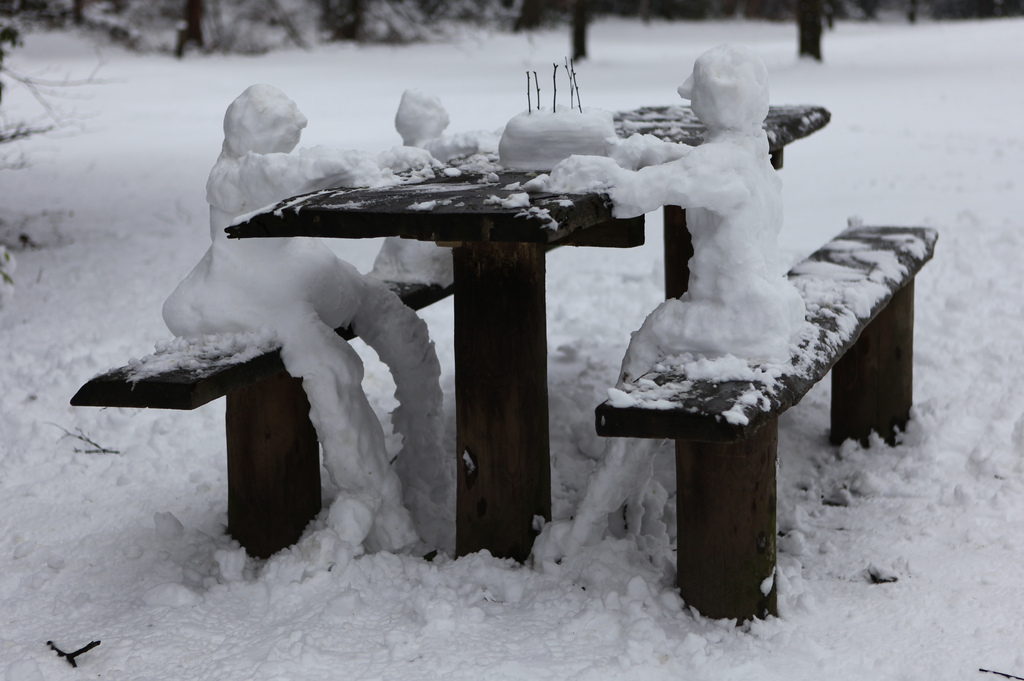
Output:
[{"xmin": 3, "ymin": 17, "xmax": 1024, "ymax": 680}]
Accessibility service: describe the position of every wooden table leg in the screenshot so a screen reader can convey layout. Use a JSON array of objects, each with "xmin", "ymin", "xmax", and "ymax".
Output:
[
  {"xmin": 830, "ymin": 279, "xmax": 915, "ymax": 446},
  {"xmin": 226, "ymin": 371, "xmax": 321, "ymax": 558},
  {"xmin": 675, "ymin": 419, "xmax": 778, "ymax": 622},
  {"xmin": 453, "ymin": 242, "xmax": 551, "ymax": 562},
  {"xmin": 664, "ymin": 205, "xmax": 693, "ymax": 300}
]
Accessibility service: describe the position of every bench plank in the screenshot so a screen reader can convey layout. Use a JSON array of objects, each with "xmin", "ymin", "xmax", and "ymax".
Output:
[
  {"xmin": 70, "ymin": 281, "xmax": 453, "ymax": 411},
  {"xmin": 595, "ymin": 226, "xmax": 938, "ymax": 442}
]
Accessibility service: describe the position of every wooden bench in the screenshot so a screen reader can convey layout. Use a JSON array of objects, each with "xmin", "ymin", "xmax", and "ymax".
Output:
[
  {"xmin": 71, "ymin": 280, "xmax": 453, "ymax": 558},
  {"xmin": 594, "ymin": 225, "xmax": 938, "ymax": 622}
]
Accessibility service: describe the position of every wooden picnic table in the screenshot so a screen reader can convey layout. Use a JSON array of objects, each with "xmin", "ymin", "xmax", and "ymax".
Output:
[{"xmin": 227, "ymin": 104, "xmax": 830, "ymax": 562}]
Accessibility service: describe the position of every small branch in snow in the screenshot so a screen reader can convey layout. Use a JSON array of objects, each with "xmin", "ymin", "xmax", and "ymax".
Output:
[
  {"xmin": 46, "ymin": 423, "xmax": 120, "ymax": 454},
  {"xmin": 47, "ymin": 640, "xmax": 101, "ymax": 668},
  {"xmin": 533, "ymin": 71, "xmax": 540, "ymax": 112},
  {"xmin": 981, "ymin": 670, "xmax": 1024, "ymax": 681},
  {"xmin": 526, "ymin": 71, "xmax": 531, "ymax": 113}
]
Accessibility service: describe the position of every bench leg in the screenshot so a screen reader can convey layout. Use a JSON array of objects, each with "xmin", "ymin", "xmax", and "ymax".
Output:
[
  {"xmin": 663, "ymin": 205, "xmax": 693, "ymax": 300},
  {"xmin": 225, "ymin": 370, "xmax": 322, "ymax": 559},
  {"xmin": 830, "ymin": 279, "xmax": 915, "ymax": 446},
  {"xmin": 675, "ymin": 419, "xmax": 778, "ymax": 621},
  {"xmin": 453, "ymin": 242, "xmax": 551, "ymax": 562}
]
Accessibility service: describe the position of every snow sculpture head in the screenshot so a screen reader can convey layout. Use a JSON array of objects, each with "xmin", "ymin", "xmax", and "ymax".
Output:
[
  {"xmin": 395, "ymin": 89, "xmax": 450, "ymax": 148},
  {"xmin": 222, "ymin": 84, "xmax": 308, "ymax": 158},
  {"xmin": 677, "ymin": 44, "xmax": 769, "ymax": 132}
]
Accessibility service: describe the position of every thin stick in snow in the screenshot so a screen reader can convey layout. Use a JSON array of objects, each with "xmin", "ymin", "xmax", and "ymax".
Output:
[
  {"xmin": 552, "ymin": 63, "xmax": 558, "ymax": 112},
  {"xmin": 565, "ymin": 57, "xmax": 574, "ymax": 111},
  {"xmin": 526, "ymin": 71, "xmax": 531, "ymax": 113},
  {"xmin": 533, "ymin": 71, "xmax": 540, "ymax": 112},
  {"xmin": 981, "ymin": 670, "xmax": 1024, "ymax": 681},
  {"xmin": 47, "ymin": 641, "xmax": 101, "ymax": 669},
  {"xmin": 571, "ymin": 58, "xmax": 582, "ymax": 111}
]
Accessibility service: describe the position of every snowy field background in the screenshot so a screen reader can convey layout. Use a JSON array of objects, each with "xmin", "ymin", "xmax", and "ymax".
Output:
[{"xmin": 2, "ymin": 16, "xmax": 1024, "ymax": 680}]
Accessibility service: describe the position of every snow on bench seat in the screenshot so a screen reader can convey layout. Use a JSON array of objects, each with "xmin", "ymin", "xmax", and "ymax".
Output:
[
  {"xmin": 71, "ymin": 281, "xmax": 453, "ymax": 411},
  {"xmin": 595, "ymin": 226, "xmax": 938, "ymax": 443}
]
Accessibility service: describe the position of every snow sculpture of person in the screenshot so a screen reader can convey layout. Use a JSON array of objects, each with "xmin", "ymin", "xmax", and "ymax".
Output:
[
  {"xmin": 531, "ymin": 44, "xmax": 805, "ymax": 564},
  {"xmin": 616, "ymin": 44, "xmax": 805, "ymax": 379},
  {"xmin": 371, "ymin": 89, "xmax": 498, "ymax": 289},
  {"xmin": 163, "ymin": 84, "xmax": 449, "ymax": 554}
]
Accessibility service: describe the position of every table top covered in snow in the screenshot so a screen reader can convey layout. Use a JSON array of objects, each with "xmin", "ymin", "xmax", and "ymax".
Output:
[
  {"xmin": 227, "ymin": 105, "xmax": 830, "ymax": 244},
  {"xmin": 613, "ymin": 104, "xmax": 831, "ymax": 150},
  {"xmin": 595, "ymin": 226, "xmax": 938, "ymax": 443},
  {"xmin": 226, "ymin": 169, "xmax": 635, "ymax": 245}
]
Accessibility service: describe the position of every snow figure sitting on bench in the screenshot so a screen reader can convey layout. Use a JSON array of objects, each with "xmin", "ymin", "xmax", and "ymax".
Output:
[
  {"xmin": 163, "ymin": 84, "xmax": 448, "ymax": 554},
  {"xmin": 531, "ymin": 44, "xmax": 805, "ymax": 564}
]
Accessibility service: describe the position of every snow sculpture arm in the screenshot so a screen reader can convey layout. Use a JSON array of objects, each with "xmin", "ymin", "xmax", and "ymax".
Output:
[
  {"xmin": 608, "ymin": 146, "xmax": 751, "ymax": 219},
  {"xmin": 207, "ymin": 147, "xmax": 383, "ymax": 216},
  {"xmin": 606, "ymin": 133, "xmax": 691, "ymax": 171},
  {"xmin": 525, "ymin": 141, "xmax": 748, "ymax": 219}
]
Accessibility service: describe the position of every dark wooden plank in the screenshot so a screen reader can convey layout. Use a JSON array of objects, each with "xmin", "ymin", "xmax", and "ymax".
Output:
[
  {"xmin": 830, "ymin": 279, "xmax": 914, "ymax": 446},
  {"xmin": 551, "ymin": 216, "xmax": 645, "ymax": 249},
  {"xmin": 676, "ymin": 419, "xmax": 778, "ymax": 621},
  {"xmin": 663, "ymin": 205, "xmax": 692, "ymax": 300},
  {"xmin": 71, "ymin": 280, "xmax": 454, "ymax": 411},
  {"xmin": 71, "ymin": 350, "xmax": 288, "ymax": 411},
  {"xmin": 454, "ymin": 242, "xmax": 551, "ymax": 562},
  {"xmin": 613, "ymin": 104, "xmax": 831, "ymax": 154},
  {"xmin": 227, "ymin": 171, "xmax": 619, "ymax": 245},
  {"xmin": 596, "ymin": 227, "xmax": 938, "ymax": 442},
  {"xmin": 226, "ymin": 370, "xmax": 321, "ymax": 558}
]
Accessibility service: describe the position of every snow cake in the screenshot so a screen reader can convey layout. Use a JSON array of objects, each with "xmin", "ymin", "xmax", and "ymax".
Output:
[{"xmin": 499, "ymin": 107, "xmax": 617, "ymax": 171}]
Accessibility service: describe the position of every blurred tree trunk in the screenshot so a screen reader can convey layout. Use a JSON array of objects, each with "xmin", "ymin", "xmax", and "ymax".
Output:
[
  {"xmin": 572, "ymin": 0, "xmax": 587, "ymax": 60},
  {"xmin": 797, "ymin": 0, "xmax": 822, "ymax": 60},
  {"xmin": 73, "ymin": 0, "xmax": 84, "ymax": 24},
  {"xmin": 175, "ymin": 0, "xmax": 204, "ymax": 57},
  {"xmin": 515, "ymin": 0, "xmax": 544, "ymax": 30},
  {"xmin": 322, "ymin": 0, "xmax": 364, "ymax": 40}
]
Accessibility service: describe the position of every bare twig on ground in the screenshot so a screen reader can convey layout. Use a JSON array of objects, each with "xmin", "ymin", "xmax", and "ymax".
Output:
[
  {"xmin": 981, "ymin": 670, "xmax": 1024, "ymax": 681},
  {"xmin": 46, "ymin": 423, "xmax": 120, "ymax": 454},
  {"xmin": 47, "ymin": 640, "xmax": 101, "ymax": 668}
]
